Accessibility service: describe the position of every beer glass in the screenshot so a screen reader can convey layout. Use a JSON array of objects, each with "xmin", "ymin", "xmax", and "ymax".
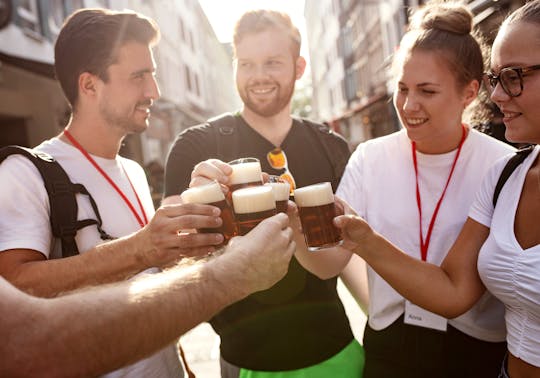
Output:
[
  {"xmin": 232, "ymin": 185, "xmax": 277, "ymax": 236},
  {"xmin": 294, "ymin": 182, "xmax": 343, "ymax": 251},
  {"xmin": 228, "ymin": 157, "xmax": 263, "ymax": 193},
  {"xmin": 180, "ymin": 181, "xmax": 237, "ymax": 245},
  {"xmin": 265, "ymin": 175, "xmax": 290, "ymax": 214}
]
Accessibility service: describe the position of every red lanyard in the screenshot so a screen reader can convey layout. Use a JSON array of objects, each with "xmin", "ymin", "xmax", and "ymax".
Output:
[
  {"xmin": 412, "ymin": 125, "xmax": 466, "ymax": 261},
  {"xmin": 63, "ymin": 130, "xmax": 148, "ymax": 228}
]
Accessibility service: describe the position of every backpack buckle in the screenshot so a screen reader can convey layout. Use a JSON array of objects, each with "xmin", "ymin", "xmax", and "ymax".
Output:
[
  {"xmin": 59, "ymin": 225, "xmax": 78, "ymax": 237},
  {"xmin": 51, "ymin": 181, "xmax": 71, "ymax": 195}
]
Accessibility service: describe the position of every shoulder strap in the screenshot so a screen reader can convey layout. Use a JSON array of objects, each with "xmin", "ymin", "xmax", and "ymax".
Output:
[
  {"xmin": 0, "ymin": 146, "xmax": 113, "ymax": 258},
  {"xmin": 300, "ymin": 119, "xmax": 351, "ymax": 188},
  {"xmin": 492, "ymin": 145, "xmax": 535, "ymax": 207},
  {"xmin": 207, "ymin": 113, "xmax": 240, "ymax": 162}
]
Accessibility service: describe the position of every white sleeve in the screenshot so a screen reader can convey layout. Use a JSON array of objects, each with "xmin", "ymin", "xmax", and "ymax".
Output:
[
  {"xmin": 336, "ymin": 144, "xmax": 366, "ymax": 218},
  {"xmin": 0, "ymin": 156, "xmax": 53, "ymax": 257},
  {"xmin": 468, "ymin": 156, "xmax": 510, "ymax": 228}
]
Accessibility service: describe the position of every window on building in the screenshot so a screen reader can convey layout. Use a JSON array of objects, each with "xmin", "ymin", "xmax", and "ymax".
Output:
[
  {"xmin": 179, "ymin": 17, "xmax": 186, "ymax": 42},
  {"xmin": 16, "ymin": 0, "xmax": 42, "ymax": 38},
  {"xmin": 189, "ymin": 30, "xmax": 195, "ymax": 50},
  {"xmin": 343, "ymin": 25, "xmax": 353, "ymax": 58},
  {"xmin": 64, "ymin": 0, "xmax": 83, "ymax": 16},
  {"xmin": 91, "ymin": 0, "xmax": 110, "ymax": 7},
  {"xmin": 185, "ymin": 65, "xmax": 193, "ymax": 92},
  {"xmin": 194, "ymin": 73, "xmax": 200, "ymax": 96},
  {"xmin": 47, "ymin": 0, "xmax": 66, "ymax": 41},
  {"xmin": 345, "ymin": 68, "xmax": 357, "ymax": 102}
]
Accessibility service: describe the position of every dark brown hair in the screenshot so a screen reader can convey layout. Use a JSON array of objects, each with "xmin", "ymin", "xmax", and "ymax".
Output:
[
  {"xmin": 503, "ymin": 0, "xmax": 540, "ymax": 27},
  {"xmin": 395, "ymin": 1, "xmax": 486, "ymax": 89},
  {"xmin": 54, "ymin": 8, "xmax": 160, "ymax": 109},
  {"xmin": 232, "ymin": 10, "xmax": 301, "ymax": 58}
]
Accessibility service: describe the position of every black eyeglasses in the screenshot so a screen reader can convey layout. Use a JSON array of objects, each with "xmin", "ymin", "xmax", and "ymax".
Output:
[{"xmin": 483, "ymin": 64, "xmax": 540, "ymax": 97}]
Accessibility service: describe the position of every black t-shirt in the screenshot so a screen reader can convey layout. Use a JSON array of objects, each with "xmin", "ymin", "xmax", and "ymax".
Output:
[{"xmin": 164, "ymin": 115, "xmax": 354, "ymax": 371}]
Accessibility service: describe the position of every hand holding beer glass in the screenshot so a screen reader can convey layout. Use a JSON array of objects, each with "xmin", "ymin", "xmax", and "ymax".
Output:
[
  {"xmin": 294, "ymin": 182, "xmax": 343, "ymax": 251},
  {"xmin": 180, "ymin": 181, "xmax": 237, "ymax": 246}
]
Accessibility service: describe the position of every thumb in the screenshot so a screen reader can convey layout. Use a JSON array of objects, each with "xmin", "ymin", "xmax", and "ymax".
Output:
[{"xmin": 334, "ymin": 214, "xmax": 368, "ymax": 242}]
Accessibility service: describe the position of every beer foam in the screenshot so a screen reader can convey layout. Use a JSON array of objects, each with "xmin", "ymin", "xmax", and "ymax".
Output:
[
  {"xmin": 294, "ymin": 182, "xmax": 334, "ymax": 207},
  {"xmin": 265, "ymin": 182, "xmax": 290, "ymax": 201},
  {"xmin": 181, "ymin": 182, "xmax": 225, "ymax": 204},
  {"xmin": 229, "ymin": 161, "xmax": 262, "ymax": 185},
  {"xmin": 232, "ymin": 186, "xmax": 276, "ymax": 214}
]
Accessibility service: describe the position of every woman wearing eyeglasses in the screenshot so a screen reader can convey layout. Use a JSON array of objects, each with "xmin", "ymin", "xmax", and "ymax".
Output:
[
  {"xmin": 296, "ymin": 2, "xmax": 516, "ymax": 378},
  {"xmin": 332, "ymin": 1, "xmax": 540, "ymax": 377}
]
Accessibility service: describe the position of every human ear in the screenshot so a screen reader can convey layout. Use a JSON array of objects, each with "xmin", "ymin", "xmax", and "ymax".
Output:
[
  {"xmin": 295, "ymin": 56, "xmax": 307, "ymax": 80},
  {"xmin": 78, "ymin": 72, "xmax": 99, "ymax": 99},
  {"xmin": 463, "ymin": 79, "xmax": 480, "ymax": 107}
]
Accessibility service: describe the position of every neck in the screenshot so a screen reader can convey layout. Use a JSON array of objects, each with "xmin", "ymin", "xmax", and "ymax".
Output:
[
  {"xmin": 241, "ymin": 106, "xmax": 293, "ymax": 147},
  {"xmin": 61, "ymin": 114, "xmax": 124, "ymax": 159},
  {"xmin": 414, "ymin": 125, "xmax": 468, "ymax": 155}
]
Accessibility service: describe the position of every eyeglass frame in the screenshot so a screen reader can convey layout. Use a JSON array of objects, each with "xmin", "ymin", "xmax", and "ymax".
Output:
[{"xmin": 483, "ymin": 64, "xmax": 540, "ymax": 97}]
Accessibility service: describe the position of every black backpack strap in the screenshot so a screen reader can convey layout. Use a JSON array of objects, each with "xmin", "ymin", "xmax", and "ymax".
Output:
[
  {"xmin": 72, "ymin": 183, "xmax": 115, "ymax": 242},
  {"xmin": 300, "ymin": 118, "xmax": 351, "ymax": 190},
  {"xmin": 207, "ymin": 112, "xmax": 241, "ymax": 162},
  {"xmin": 492, "ymin": 145, "xmax": 535, "ymax": 207},
  {"xmin": 0, "ymin": 146, "xmax": 113, "ymax": 258}
]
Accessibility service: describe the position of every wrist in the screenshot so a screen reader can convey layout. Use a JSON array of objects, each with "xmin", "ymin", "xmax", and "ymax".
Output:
[
  {"xmin": 207, "ymin": 248, "xmax": 252, "ymax": 301},
  {"xmin": 131, "ymin": 228, "xmax": 155, "ymax": 270},
  {"xmin": 352, "ymin": 229, "xmax": 380, "ymax": 260}
]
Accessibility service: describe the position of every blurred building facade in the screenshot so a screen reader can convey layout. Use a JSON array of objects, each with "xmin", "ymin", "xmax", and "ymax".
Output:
[
  {"xmin": 304, "ymin": 0, "xmax": 525, "ymax": 148},
  {"xmin": 0, "ymin": 0, "xmax": 240, "ymax": 168}
]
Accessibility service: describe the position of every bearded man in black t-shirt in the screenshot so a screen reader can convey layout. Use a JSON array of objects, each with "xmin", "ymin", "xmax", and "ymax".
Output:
[{"xmin": 163, "ymin": 9, "xmax": 365, "ymax": 378}]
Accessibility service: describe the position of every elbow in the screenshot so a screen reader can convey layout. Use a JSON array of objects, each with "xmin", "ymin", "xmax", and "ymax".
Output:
[
  {"xmin": 440, "ymin": 308, "xmax": 465, "ymax": 319},
  {"xmin": 2, "ymin": 272, "xmax": 52, "ymax": 298},
  {"xmin": 438, "ymin": 300, "xmax": 471, "ymax": 319}
]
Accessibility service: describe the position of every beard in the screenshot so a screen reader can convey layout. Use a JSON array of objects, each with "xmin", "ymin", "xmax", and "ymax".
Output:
[
  {"xmin": 99, "ymin": 99, "xmax": 150, "ymax": 135},
  {"xmin": 239, "ymin": 72, "xmax": 296, "ymax": 117}
]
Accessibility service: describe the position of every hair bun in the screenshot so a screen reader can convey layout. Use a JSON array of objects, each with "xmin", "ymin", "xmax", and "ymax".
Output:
[{"xmin": 410, "ymin": 2, "xmax": 473, "ymax": 35}]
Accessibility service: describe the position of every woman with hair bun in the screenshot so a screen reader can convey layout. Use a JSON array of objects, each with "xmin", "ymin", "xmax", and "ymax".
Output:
[
  {"xmin": 296, "ymin": 1, "xmax": 514, "ymax": 377},
  {"xmin": 329, "ymin": 0, "xmax": 540, "ymax": 377}
]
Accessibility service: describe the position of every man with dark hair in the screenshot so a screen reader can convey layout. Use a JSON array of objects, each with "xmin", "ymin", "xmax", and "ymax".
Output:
[
  {"xmin": 164, "ymin": 9, "xmax": 365, "ymax": 378},
  {"xmin": 0, "ymin": 8, "xmax": 295, "ymax": 377},
  {"xmin": 54, "ymin": 8, "xmax": 161, "ymax": 109}
]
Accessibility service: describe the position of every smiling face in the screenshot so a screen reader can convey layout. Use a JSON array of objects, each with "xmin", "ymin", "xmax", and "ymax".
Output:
[
  {"xmin": 234, "ymin": 28, "xmax": 305, "ymax": 118},
  {"xmin": 490, "ymin": 21, "xmax": 540, "ymax": 145},
  {"xmin": 96, "ymin": 41, "xmax": 160, "ymax": 135},
  {"xmin": 393, "ymin": 49, "xmax": 478, "ymax": 153}
]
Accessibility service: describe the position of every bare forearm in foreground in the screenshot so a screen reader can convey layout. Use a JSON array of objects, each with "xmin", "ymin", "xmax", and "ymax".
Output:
[
  {"xmin": 3, "ymin": 261, "xmax": 245, "ymax": 377},
  {"xmin": 1, "ymin": 213, "xmax": 295, "ymax": 377}
]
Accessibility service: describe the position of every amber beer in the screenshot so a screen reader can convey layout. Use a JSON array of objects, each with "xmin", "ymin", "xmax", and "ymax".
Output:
[
  {"xmin": 232, "ymin": 186, "xmax": 277, "ymax": 236},
  {"xmin": 265, "ymin": 181, "xmax": 290, "ymax": 213},
  {"xmin": 180, "ymin": 182, "xmax": 237, "ymax": 245},
  {"xmin": 228, "ymin": 158, "xmax": 263, "ymax": 193},
  {"xmin": 294, "ymin": 182, "xmax": 343, "ymax": 251}
]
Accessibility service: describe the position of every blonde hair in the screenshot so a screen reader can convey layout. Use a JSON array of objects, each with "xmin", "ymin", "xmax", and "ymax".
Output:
[{"xmin": 232, "ymin": 10, "xmax": 301, "ymax": 58}]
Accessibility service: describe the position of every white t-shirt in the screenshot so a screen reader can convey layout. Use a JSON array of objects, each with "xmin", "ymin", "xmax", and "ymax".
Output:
[
  {"xmin": 471, "ymin": 145, "xmax": 540, "ymax": 367},
  {"xmin": 0, "ymin": 137, "xmax": 183, "ymax": 378},
  {"xmin": 337, "ymin": 128, "xmax": 514, "ymax": 342}
]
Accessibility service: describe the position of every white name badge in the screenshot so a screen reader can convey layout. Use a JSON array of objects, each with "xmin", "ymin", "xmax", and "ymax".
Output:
[{"xmin": 404, "ymin": 301, "xmax": 448, "ymax": 331}]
